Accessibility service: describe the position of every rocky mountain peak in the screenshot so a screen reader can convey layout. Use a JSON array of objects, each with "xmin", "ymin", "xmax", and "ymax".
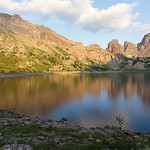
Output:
[
  {"xmin": 107, "ymin": 39, "xmax": 124, "ymax": 54},
  {"xmin": 85, "ymin": 44, "xmax": 101, "ymax": 50},
  {"xmin": 12, "ymin": 14, "xmax": 23, "ymax": 21},
  {"xmin": 124, "ymin": 41, "xmax": 139, "ymax": 57},
  {"xmin": 137, "ymin": 33, "xmax": 150, "ymax": 51}
]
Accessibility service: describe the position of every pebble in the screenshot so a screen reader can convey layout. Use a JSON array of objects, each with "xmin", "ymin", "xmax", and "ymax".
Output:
[
  {"xmin": 96, "ymin": 139, "xmax": 102, "ymax": 143},
  {"xmin": 41, "ymin": 125, "xmax": 49, "ymax": 128},
  {"xmin": 24, "ymin": 121, "xmax": 31, "ymax": 125},
  {"xmin": 22, "ymin": 117, "xmax": 31, "ymax": 121},
  {"xmin": 37, "ymin": 136, "xmax": 45, "ymax": 140},
  {"xmin": 133, "ymin": 135, "xmax": 140, "ymax": 138},
  {"xmin": 88, "ymin": 137, "xmax": 94, "ymax": 141},
  {"xmin": 136, "ymin": 143, "xmax": 142, "ymax": 146}
]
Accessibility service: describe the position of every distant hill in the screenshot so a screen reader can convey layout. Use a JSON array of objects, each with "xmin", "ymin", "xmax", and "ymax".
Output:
[{"xmin": 0, "ymin": 13, "xmax": 150, "ymax": 72}]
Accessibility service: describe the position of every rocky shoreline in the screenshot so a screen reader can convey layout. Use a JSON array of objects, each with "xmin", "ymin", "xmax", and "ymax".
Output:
[
  {"xmin": 0, "ymin": 70, "xmax": 148, "ymax": 80},
  {"xmin": 0, "ymin": 109, "xmax": 150, "ymax": 150}
]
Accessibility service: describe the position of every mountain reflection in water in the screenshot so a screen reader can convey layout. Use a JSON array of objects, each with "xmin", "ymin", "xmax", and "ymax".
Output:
[{"xmin": 0, "ymin": 72, "xmax": 150, "ymax": 132}]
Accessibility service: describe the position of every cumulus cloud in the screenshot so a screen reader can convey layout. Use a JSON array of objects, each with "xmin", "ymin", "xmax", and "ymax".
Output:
[
  {"xmin": 0, "ymin": 0, "xmax": 138, "ymax": 32},
  {"xmin": 132, "ymin": 22, "xmax": 150, "ymax": 35}
]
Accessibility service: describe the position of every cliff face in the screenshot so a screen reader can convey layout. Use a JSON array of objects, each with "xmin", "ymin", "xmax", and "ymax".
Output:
[
  {"xmin": 107, "ymin": 39, "xmax": 124, "ymax": 54},
  {"xmin": 137, "ymin": 33, "xmax": 150, "ymax": 57},
  {"xmin": 124, "ymin": 41, "xmax": 139, "ymax": 57},
  {"xmin": 0, "ymin": 13, "xmax": 150, "ymax": 72}
]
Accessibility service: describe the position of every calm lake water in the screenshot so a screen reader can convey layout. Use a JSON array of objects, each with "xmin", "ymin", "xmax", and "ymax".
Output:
[{"xmin": 0, "ymin": 72, "xmax": 150, "ymax": 132}]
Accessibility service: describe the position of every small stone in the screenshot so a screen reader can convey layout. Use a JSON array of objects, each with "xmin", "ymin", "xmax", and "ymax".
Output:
[
  {"xmin": 136, "ymin": 143, "xmax": 141, "ymax": 146},
  {"xmin": 41, "ymin": 125, "xmax": 49, "ymax": 128},
  {"xmin": 88, "ymin": 137, "xmax": 94, "ymax": 141},
  {"xmin": 101, "ymin": 148, "xmax": 110, "ymax": 150},
  {"xmin": 23, "ymin": 117, "xmax": 31, "ymax": 121},
  {"xmin": 24, "ymin": 121, "xmax": 31, "ymax": 125},
  {"xmin": 104, "ymin": 125, "xmax": 111, "ymax": 129},
  {"xmin": 3, "ymin": 139, "xmax": 17, "ymax": 144},
  {"xmin": 0, "ymin": 133, "xmax": 2, "ymax": 136},
  {"xmin": 37, "ymin": 136, "xmax": 45, "ymax": 140},
  {"xmin": 0, "ymin": 124, "xmax": 4, "ymax": 129},
  {"xmin": 40, "ymin": 131, "xmax": 51, "ymax": 137},
  {"xmin": 16, "ymin": 114, "xmax": 24, "ymax": 118},
  {"xmin": 3, "ymin": 122, "xmax": 9, "ymax": 127},
  {"xmin": 90, "ymin": 127, "xmax": 95, "ymax": 130},
  {"xmin": 8, "ymin": 110, "xmax": 14, "ymax": 114},
  {"xmin": 54, "ymin": 138, "xmax": 59, "ymax": 143},
  {"xmin": 133, "ymin": 135, "xmax": 140, "ymax": 138},
  {"xmin": 50, "ymin": 132, "xmax": 56, "ymax": 136},
  {"xmin": 96, "ymin": 139, "xmax": 102, "ymax": 143},
  {"xmin": 61, "ymin": 118, "xmax": 68, "ymax": 122}
]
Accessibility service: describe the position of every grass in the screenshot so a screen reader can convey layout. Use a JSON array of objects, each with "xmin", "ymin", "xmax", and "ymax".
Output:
[{"xmin": 0, "ymin": 122, "xmax": 150, "ymax": 150}]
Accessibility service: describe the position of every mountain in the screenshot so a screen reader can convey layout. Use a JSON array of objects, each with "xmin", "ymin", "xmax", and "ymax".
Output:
[
  {"xmin": 137, "ymin": 33, "xmax": 150, "ymax": 57},
  {"xmin": 0, "ymin": 13, "xmax": 150, "ymax": 72}
]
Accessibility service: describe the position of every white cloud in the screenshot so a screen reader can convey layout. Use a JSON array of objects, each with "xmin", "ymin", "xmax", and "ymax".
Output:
[
  {"xmin": 0, "ymin": 0, "xmax": 137, "ymax": 32},
  {"xmin": 132, "ymin": 22, "xmax": 150, "ymax": 35}
]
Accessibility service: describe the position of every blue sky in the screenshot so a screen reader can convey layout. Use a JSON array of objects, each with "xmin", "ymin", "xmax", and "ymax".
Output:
[{"xmin": 0, "ymin": 0, "xmax": 150, "ymax": 48}]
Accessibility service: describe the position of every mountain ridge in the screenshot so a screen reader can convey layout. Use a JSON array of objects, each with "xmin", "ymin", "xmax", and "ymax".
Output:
[{"xmin": 0, "ymin": 13, "xmax": 150, "ymax": 72}]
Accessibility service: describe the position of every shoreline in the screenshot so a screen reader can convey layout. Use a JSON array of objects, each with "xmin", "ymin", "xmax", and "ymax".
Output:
[
  {"xmin": 0, "ymin": 70, "xmax": 148, "ymax": 79},
  {"xmin": 0, "ymin": 109, "xmax": 150, "ymax": 149}
]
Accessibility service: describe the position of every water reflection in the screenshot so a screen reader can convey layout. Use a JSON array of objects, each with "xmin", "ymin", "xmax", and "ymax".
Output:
[{"xmin": 0, "ymin": 72, "xmax": 150, "ymax": 132}]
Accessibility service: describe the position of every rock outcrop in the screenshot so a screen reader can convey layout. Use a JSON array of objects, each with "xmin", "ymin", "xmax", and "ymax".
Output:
[
  {"xmin": 107, "ymin": 39, "xmax": 124, "ymax": 54},
  {"xmin": 137, "ymin": 33, "xmax": 150, "ymax": 57},
  {"xmin": 124, "ymin": 41, "xmax": 139, "ymax": 57}
]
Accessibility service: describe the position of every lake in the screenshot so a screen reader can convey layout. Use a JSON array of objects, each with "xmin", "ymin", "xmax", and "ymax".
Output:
[{"xmin": 0, "ymin": 72, "xmax": 150, "ymax": 132}]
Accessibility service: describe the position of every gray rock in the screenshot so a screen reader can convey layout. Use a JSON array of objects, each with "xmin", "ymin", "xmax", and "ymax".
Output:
[
  {"xmin": 16, "ymin": 114, "xmax": 24, "ymax": 118},
  {"xmin": 50, "ymin": 132, "xmax": 56, "ymax": 136},
  {"xmin": 54, "ymin": 138, "xmax": 59, "ymax": 143},
  {"xmin": 41, "ymin": 125, "xmax": 49, "ymax": 128},
  {"xmin": 3, "ymin": 122, "xmax": 9, "ymax": 127},
  {"xmin": 0, "ymin": 123, "xmax": 4, "ymax": 129},
  {"xmin": 96, "ymin": 139, "xmax": 102, "ymax": 143},
  {"xmin": 0, "ymin": 144, "xmax": 32, "ymax": 150},
  {"xmin": 88, "ymin": 137, "xmax": 94, "ymax": 141},
  {"xmin": 61, "ymin": 118, "xmax": 68, "ymax": 122},
  {"xmin": 136, "ymin": 143, "xmax": 142, "ymax": 146},
  {"xmin": 3, "ymin": 139, "xmax": 17, "ymax": 145},
  {"xmin": 37, "ymin": 136, "xmax": 45, "ymax": 140},
  {"xmin": 133, "ymin": 135, "xmax": 140, "ymax": 138},
  {"xmin": 24, "ymin": 121, "xmax": 31, "ymax": 125},
  {"xmin": 40, "ymin": 131, "xmax": 51, "ymax": 137},
  {"xmin": 22, "ymin": 117, "xmax": 31, "ymax": 121}
]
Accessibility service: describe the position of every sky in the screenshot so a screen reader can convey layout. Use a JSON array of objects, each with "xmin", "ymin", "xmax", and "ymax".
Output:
[{"xmin": 0, "ymin": 0, "xmax": 150, "ymax": 48}]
